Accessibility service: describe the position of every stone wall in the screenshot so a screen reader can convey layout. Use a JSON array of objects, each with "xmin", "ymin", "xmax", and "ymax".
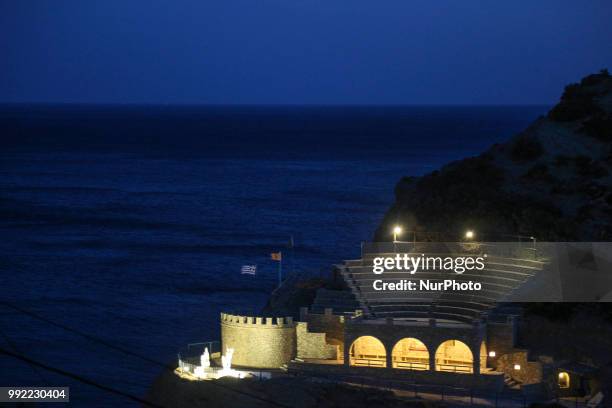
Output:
[
  {"xmin": 300, "ymin": 308, "xmax": 346, "ymax": 355},
  {"xmin": 288, "ymin": 360, "xmax": 505, "ymax": 391},
  {"xmin": 496, "ymin": 350, "xmax": 543, "ymax": 385},
  {"xmin": 486, "ymin": 318, "xmax": 517, "ymax": 369},
  {"xmin": 296, "ymin": 322, "xmax": 338, "ymax": 360},
  {"xmin": 220, "ymin": 313, "xmax": 296, "ymax": 369}
]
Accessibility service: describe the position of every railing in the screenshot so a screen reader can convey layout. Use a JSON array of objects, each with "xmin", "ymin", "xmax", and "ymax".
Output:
[
  {"xmin": 287, "ymin": 368, "xmax": 533, "ymax": 407},
  {"xmin": 436, "ymin": 363, "xmax": 473, "ymax": 373},
  {"xmin": 360, "ymin": 241, "xmax": 549, "ymax": 261},
  {"xmin": 177, "ymin": 358, "xmax": 199, "ymax": 374},
  {"xmin": 370, "ymin": 231, "xmax": 538, "ymax": 244},
  {"xmin": 349, "ymin": 357, "xmax": 386, "ymax": 368},
  {"xmin": 393, "ymin": 361, "xmax": 429, "ymax": 371},
  {"xmin": 177, "ymin": 340, "xmax": 221, "ymax": 368},
  {"xmin": 177, "ymin": 359, "xmax": 223, "ymax": 377}
]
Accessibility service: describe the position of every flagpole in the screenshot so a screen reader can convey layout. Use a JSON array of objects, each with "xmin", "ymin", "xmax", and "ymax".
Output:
[
  {"xmin": 290, "ymin": 235, "xmax": 294, "ymax": 277},
  {"xmin": 278, "ymin": 251, "xmax": 283, "ymax": 288}
]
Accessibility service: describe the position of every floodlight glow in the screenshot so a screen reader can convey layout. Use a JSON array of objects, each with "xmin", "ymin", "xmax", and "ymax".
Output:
[
  {"xmin": 392, "ymin": 226, "xmax": 402, "ymax": 241},
  {"xmin": 465, "ymin": 230, "xmax": 474, "ymax": 239}
]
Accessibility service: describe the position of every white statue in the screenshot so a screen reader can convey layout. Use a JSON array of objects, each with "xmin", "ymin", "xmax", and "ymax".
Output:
[
  {"xmin": 200, "ymin": 347, "xmax": 210, "ymax": 368},
  {"xmin": 221, "ymin": 347, "xmax": 234, "ymax": 371}
]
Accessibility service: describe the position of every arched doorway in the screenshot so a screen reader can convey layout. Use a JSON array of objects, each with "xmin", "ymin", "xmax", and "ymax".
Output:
[
  {"xmin": 435, "ymin": 340, "xmax": 473, "ymax": 373},
  {"xmin": 391, "ymin": 338, "xmax": 429, "ymax": 370},
  {"xmin": 558, "ymin": 372, "xmax": 570, "ymax": 389},
  {"xmin": 349, "ymin": 336, "xmax": 386, "ymax": 368}
]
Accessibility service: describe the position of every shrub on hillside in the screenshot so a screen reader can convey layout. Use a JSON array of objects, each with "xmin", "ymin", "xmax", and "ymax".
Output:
[
  {"xmin": 510, "ymin": 136, "xmax": 544, "ymax": 162},
  {"xmin": 579, "ymin": 68, "xmax": 610, "ymax": 86},
  {"xmin": 581, "ymin": 112, "xmax": 612, "ymax": 142},
  {"xmin": 554, "ymin": 155, "xmax": 572, "ymax": 167},
  {"xmin": 522, "ymin": 163, "xmax": 554, "ymax": 182},
  {"xmin": 548, "ymin": 81, "xmax": 604, "ymax": 122},
  {"xmin": 574, "ymin": 155, "xmax": 609, "ymax": 178},
  {"xmin": 550, "ymin": 70, "xmax": 610, "ymax": 122}
]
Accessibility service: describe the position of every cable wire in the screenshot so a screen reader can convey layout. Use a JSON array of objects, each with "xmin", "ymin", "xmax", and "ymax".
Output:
[
  {"xmin": 0, "ymin": 346, "xmax": 166, "ymax": 408},
  {"xmin": 0, "ymin": 301, "xmax": 171, "ymax": 369},
  {"xmin": 0, "ymin": 301, "xmax": 293, "ymax": 408},
  {"xmin": 0, "ymin": 324, "xmax": 48, "ymax": 385}
]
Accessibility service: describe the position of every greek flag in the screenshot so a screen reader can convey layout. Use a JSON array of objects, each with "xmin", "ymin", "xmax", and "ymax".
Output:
[{"xmin": 241, "ymin": 265, "xmax": 257, "ymax": 275}]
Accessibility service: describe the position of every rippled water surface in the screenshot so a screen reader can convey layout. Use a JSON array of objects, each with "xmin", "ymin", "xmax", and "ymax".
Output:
[{"xmin": 0, "ymin": 105, "xmax": 546, "ymax": 406}]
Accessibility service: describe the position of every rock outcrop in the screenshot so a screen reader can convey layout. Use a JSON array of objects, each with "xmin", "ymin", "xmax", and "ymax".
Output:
[
  {"xmin": 146, "ymin": 370, "xmax": 436, "ymax": 408},
  {"xmin": 375, "ymin": 70, "xmax": 612, "ymax": 241}
]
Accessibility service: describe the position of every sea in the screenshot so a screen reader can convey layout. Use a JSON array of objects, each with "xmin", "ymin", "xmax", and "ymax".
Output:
[{"xmin": 0, "ymin": 105, "xmax": 547, "ymax": 406}]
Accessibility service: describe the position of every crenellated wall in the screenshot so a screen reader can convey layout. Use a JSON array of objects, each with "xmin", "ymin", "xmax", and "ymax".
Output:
[{"xmin": 220, "ymin": 313, "xmax": 296, "ymax": 368}]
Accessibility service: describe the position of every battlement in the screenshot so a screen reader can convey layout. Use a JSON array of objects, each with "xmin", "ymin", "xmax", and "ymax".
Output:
[
  {"xmin": 220, "ymin": 312, "xmax": 295, "ymax": 328},
  {"xmin": 220, "ymin": 312, "xmax": 296, "ymax": 368}
]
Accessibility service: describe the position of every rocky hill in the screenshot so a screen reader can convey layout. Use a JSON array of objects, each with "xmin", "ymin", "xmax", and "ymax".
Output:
[
  {"xmin": 147, "ymin": 370, "xmax": 438, "ymax": 408},
  {"xmin": 375, "ymin": 70, "xmax": 612, "ymax": 241}
]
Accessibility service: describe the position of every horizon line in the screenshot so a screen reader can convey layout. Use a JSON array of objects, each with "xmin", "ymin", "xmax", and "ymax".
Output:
[{"xmin": 0, "ymin": 102, "xmax": 553, "ymax": 108}]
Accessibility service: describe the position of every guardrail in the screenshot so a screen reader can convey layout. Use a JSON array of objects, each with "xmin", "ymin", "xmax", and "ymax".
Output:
[
  {"xmin": 349, "ymin": 357, "xmax": 386, "ymax": 368},
  {"xmin": 360, "ymin": 241, "xmax": 547, "ymax": 261},
  {"xmin": 177, "ymin": 340, "xmax": 221, "ymax": 368},
  {"xmin": 393, "ymin": 361, "xmax": 429, "ymax": 371},
  {"xmin": 436, "ymin": 363, "xmax": 473, "ymax": 373}
]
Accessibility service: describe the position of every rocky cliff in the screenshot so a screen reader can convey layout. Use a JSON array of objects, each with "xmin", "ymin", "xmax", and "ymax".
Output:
[{"xmin": 375, "ymin": 70, "xmax": 612, "ymax": 242}]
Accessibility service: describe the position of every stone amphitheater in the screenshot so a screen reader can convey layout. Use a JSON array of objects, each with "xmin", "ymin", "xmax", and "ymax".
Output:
[{"xmin": 214, "ymin": 242, "xmax": 592, "ymax": 399}]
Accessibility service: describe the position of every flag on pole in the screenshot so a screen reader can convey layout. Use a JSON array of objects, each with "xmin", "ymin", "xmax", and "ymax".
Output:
[
  {"xmin": 270, "ymin": 252, "xmax": 282, "ymax": 261},
  {"xmin": 241, "ymin": 265, "xmax": 257, "ymax": 275}
]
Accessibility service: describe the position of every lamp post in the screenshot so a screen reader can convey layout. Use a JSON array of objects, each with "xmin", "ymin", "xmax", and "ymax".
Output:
[
  {"xmin": 393, "ymin": 226, "xmax": 402, "ymax": 242},
  {"xmin": 393, "ymin": 226, "xmax": 402, "ymax": 253}
]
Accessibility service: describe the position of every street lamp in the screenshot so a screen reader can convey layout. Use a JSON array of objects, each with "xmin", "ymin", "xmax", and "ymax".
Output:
[
  {"xmin": 465, "ymin": 230, "xmax": 474, "ymax": 240},
  {"xmin": 393, "ymin": 226, "xmax": 402, "ymax": 242}
]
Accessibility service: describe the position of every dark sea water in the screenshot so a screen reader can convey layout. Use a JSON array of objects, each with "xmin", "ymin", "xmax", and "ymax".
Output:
[{"xmin": 0, "ymin": 105, "xmax": 547, "ymax": 406}]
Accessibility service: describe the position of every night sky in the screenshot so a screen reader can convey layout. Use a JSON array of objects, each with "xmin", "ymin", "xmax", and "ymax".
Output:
[{"xmin": 1, "ymin": 0, "xmax": 611, "ymax": 105}]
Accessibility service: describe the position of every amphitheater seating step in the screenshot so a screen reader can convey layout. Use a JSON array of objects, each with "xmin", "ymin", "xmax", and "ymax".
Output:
[{"xmin": 335, "ymin": 247, "xmax": 546, "ymax": 323}]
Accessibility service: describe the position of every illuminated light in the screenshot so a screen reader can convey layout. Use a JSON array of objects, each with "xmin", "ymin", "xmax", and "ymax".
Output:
[
  {"xmin": 216, "ymin": 347, "xmax": 244, "ymax": 378},
  {"xmin": 176, "ymin": 346, "xmax": 247, "ymax": 381},
  {"xmin": 513, "ymin": 364, "xmax": 521, "ymax": 370},
  {"xmin": 488, "ymin": 351, "xmax": 496, "ymax": 357},
  {"xmin": 393, "ymin": 226, "xmax": 402, "ymax": 241},
  {"xmin": 558, "ymin": 372, "xmax": 570, "ymax": 388},
  {"xmin": 465, "ymin": 230, "xmax": 474, "ymax": 239}
]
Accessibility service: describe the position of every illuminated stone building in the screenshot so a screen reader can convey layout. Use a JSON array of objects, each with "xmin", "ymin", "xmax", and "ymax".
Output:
[{"xmin": 215, "ymin": 242, "xmax": 596, "ymax": 398}]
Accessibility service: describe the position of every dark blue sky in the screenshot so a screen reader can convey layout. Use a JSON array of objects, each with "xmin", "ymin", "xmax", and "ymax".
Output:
[{"xmin": 1, "ymin": 0, "xmax": 611, "ymax": 105}]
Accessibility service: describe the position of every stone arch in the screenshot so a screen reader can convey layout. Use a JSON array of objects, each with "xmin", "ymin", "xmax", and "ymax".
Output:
[
  {"xmin": 391, "ymin": 337, "xmax": 429, "ymax": 370},
  {"xmin": 435, "ymin": 339, "xmax": 474, "ymax": 374},
  {"xmin": 349, "ymin": 335, "xmax": 386, "ymax": 368}
]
